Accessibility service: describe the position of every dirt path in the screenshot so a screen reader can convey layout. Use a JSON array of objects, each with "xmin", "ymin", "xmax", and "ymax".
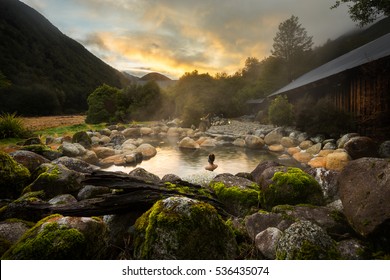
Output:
[{"xmin": 21, "ymin": 115, "xmax": 86, "ymax": 131}]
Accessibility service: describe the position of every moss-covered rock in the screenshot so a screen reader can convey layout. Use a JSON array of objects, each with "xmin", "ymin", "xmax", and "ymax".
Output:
[
  {"xmin": 2, "ymin": 214, "xmax": 109, "ymax": 259},
  {"xmin": 24, "ymin": 163, "xmax": 83, "ymax": 199},
  {"xmin": 209, "ymin": 173, "xmax": 260, "ymax": 216},
  {"xmin": 260, "ymin": 167, "xmax": 325, "ymax": 210},
  {"xmin": 72, "ymin": 131, "xmax": 92, "ymax": 148},
  {"xmin": 20, "ymin": 144, "xmax": 62, "ymax": 160},
  {"xmin": 276, "ymin": 220, "xmax": 340, "ymax": 260},
  {"xmin": 133, "ymin": 196, "xmax": 238, "ymax": 259},
  {"xmin": 0, "ymin": 151, "xmax": 31, "ymax": 199}
]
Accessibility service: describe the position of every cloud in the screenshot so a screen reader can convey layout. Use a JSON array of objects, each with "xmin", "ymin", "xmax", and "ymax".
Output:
[{"xmin": 21, "ymin": 0, "xmax": 357, "ymax": 78}]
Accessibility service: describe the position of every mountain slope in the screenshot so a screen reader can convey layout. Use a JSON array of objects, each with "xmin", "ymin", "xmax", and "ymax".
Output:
[{"xmin": 0, "ymin": 0, "xmax": 130, "ymax": 115}]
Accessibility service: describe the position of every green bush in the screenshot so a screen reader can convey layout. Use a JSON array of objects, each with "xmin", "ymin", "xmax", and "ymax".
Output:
[
  {"xmin": 0, "ymin": 112, "xmax": 28, "ymax": 139},
  {"xmin": 85, "ymin": 84, "xmax": 120, "ymax": 124},
  {"xmin": 268, "ymin": 95, "xmax": 294, "ymax": 126}
]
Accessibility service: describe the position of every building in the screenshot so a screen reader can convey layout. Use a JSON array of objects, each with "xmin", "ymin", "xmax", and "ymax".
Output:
[{"xmin": 268, "ymin": 33, "xmax": 390, "ymax": 139}]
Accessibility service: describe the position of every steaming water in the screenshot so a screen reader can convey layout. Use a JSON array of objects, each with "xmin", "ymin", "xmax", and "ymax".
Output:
[{"xmin": 104, "ymin": 142, "xmax": 297, "ymax": 179}]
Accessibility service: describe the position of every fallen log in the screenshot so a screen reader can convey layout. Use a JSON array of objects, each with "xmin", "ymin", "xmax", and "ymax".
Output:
[{"xmin": 0, "ymin": 170, "xmax": 229, "ymax": 221}]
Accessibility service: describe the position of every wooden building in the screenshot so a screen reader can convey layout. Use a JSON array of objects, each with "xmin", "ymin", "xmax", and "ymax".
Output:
[{"xmin": 268, "ymin": 33, "xmax": 390, "ymax": 139}]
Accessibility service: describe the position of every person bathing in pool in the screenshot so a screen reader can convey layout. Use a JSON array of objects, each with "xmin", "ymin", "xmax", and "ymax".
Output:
[{"xmin": 205, "ymin": 153, "xmax": 218, "ymax": 171}]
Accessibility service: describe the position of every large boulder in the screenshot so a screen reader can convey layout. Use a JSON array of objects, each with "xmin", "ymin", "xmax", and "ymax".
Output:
[
  {"xmin": 210, "ymin": 173, "xmax": 261, "ymax": 216},
  {"xmin": 338, "ymin": 158, "xmax": 390, "ymax": 237},
  {"xmin": 325, "ymin": 150, "xmax": 351, "ymax": 171},
  {"xmin": 264, "ymin": 128, "xmax": 284, "ymax": 145},
  {"xmin": 25, "ymin": 163, "xmax": 84, "ymax": 199},
  {"xmin": 10, "ymin": 150, "xmax": 50, "ymax": 172},
  {"xmin": 276, "ymin": 220, "xmax": 339, "ymax": 259},
  {"xmin": 2, "ymin": 214, "xmax": 109, "ymax": 259},
  {"xmin": 178, "ymin": 137, "xmax": 200, "ymax": 149},
  {"xmin": 133, "ymin": 196, "xmax": 237, "ymax": 259},
  {"xmin": 52, "ymin": 156, "xmax": 100, "ymax": 174},
  {"xmin": 255, "ymin": 227, "xmax": 283, "ymax": 259},
  {"xmin": 344, "ymin": 136, "xmax": 378, "ymax": 159},
  {"xmin": 129, "ymin": 167, "xmax": 160, "ymax": 183},
  {"xmin": 245, "ymin": 135, "xmax": 265, "ymax": 149},
  {"xmin": 0, "ymin": 220, "xmax": 31, "ymax": 256},
  {"xmin": 72, "ymin": 131, "xmax": 92, "ymax": 148},
  {"xmin": 259, "ymin": 167, "xmax": 325, "ymax": 210},
  {"xmin": 0, "ymin": 151, "xmax": 31, "ymax": 199},
  {"xmin": 135, "ymin": 143, "xmax": 157, "ymax": 158}
]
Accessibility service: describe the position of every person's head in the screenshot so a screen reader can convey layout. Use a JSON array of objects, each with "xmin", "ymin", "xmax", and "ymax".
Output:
[{"xmin": 208, "ymin": 153, "xmax": 215, "ymax": 164}]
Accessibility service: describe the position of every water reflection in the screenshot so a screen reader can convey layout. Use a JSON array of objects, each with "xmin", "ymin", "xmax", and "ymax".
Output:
[{"xmin": 104, "ymin": 142, "xmax": 297, "ymax": 178}]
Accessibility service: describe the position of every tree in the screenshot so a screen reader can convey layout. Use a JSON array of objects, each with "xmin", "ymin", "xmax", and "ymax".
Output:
[
  {"xmin": 268, "ymin": 95, "xmax": 294, "ymax": 126},
  {"xmin": 271, "ymin": 15, "xmax": 313, "ymax": 82},
  {"xmin": 332, "ymin": 0, "xmax": 390, "ymax": 26}
]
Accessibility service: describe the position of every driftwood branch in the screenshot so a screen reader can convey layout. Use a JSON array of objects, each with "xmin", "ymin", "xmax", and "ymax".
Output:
[{"xmin": 4, "ymin": 171, "xmax": 228, "ymax": 220}]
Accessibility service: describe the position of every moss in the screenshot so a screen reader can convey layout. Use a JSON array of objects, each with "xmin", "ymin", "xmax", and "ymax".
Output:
[
  {"xmin": 209, "ymin": 181, "xmax": 260, "ymax": 216},
  {"xmin": 284, "ymin": 240, "xmax": 340, "ymax": 260},
  {"xmin": 164, "ymin": 182, "xmax": 213, "ymax": 198},
  {"xmin": 134, "ymin": 197, "xmax": 237, "ymax": 259},
  {"xmin": 0, "ymin": 151, "xmax": 31, "ymax": 199},
  {"xmin": 20, "ymin": 144, "xmax": 52, "ymax": 154},
  {"xmin": 260, "ymin": 167, "xmax": 324, "ymax": 210},
  {"xmin": 2, "ymin": 214, "xmax": 86, "ymax": 260}
]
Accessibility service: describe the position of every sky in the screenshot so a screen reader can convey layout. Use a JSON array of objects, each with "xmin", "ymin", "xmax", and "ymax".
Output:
[{"xmin": 20, "ymin": 0, "xmax": 358, "ymax": 79}]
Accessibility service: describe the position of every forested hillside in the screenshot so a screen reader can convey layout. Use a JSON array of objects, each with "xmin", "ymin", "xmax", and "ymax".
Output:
[{"xmin": 0, "ymin": 0, "xmax": 130, "ymax": 115}]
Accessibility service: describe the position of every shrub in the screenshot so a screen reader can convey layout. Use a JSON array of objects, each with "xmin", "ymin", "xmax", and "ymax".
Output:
[
  {"xmin": 0, "ymin": 112, "xmax": 28, "ymax": 139},
  {"xmin": 268, "ymin": 95, "xmax": 294, "ymax": 126},
  {"xmin": 85, "ymin": 84, "xmax": 120, "ymax": 124}
]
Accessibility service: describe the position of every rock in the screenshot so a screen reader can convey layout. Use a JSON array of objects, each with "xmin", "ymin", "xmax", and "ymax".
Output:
[
  {"xmin": 323, "ymin": 142, "xmax": 337, "ymax": 150},
  {"xmin": 21, "ymin": 144, "xmax": 62, "ymax": 160},
  {"xmin": 255, "ymin": 227, "xmax": 283, "ymax": 259},
  {"xmin": 0, "ymin": 151, "xmax": 31, "ymax": 199},
  {"xmin": 259, "ymin": 167, "xmax": 325, "ymax": 210},
  {"xmin": 200, "ymin": 137, "xmax": 217, "ymax": 147},
  {"xmin": 129, "ymin": 167, "xmax": 160, "ymax": 183},
  {"xmin": 52, "ymin": 156, "xmax": 100, "ymax": 174},
  {"xmin": 245, "ymin": 135, "xmax": 265, "ymax": 149},
  {"xmin": 99, "ymin": 154, "xmax": 126, "ymax": 167},
  {"xmin": 273, "ymin": 205, "xmax": 352, "ymax": 240},
  {"xmin": 268, "ymin": 144, "xmax": 284, "ymax": 152},
  {"xmin": 98, "ymin": 135, "xmax": 111, "ymax": 145},
  {"xmin": 93, "ymin": 147, "xmax": 116, "ymax": 159},
  {"xmin": 72, "ymin": 131, "xmax": 92, "ymax": 148},
  {"xmin": 307, "ymin": 168, "xmax": 339, "ymax": 202},
  {"xmin": 10, "ymin": 150, "xmax": 50, "ymax": 172},
  {"xmin": 133, "ymin": 196, "xmax": 238, "ymax": 259},
  {"xmin": 378, "ymin": 140, "xmax": 390, "ymax": 158},
  {"xmin": 26, "ymin": 163, "xmax": 84, "ymax": 200},
  {"xmin": 264, "ymin": 128, "xmax": 284, "ymax": 145},
  {"xmin": 48, "ymin": 194, "xmax": 78, "ymax": 205},
  {"xmin": 250, "ymin": 161, "xmax": 282, "ymax": 185},
  {"xmin": 299, "ymin": 140, "xmax": 313, "ymax": 150},
  {"xmin": 337, "ymin": 133, "xmax": 360, "ymax": 148},
  {"xmin": 287, "ymin": 147, "xmax": 301, "ymax": 155},
  {"xmin": 135, "ymin": 143, "xmax": 157, "ymax": 158},
  {"xmin": 122, "ymin": 127, "xmax": 140, "ymax": 138},
  {"xmin": 60, "ymin": 142, "xmax": 81, "ymax": 157},
  {"xmin": 79, "ymin": 150, "xmax": 100, "ymax": 165},
  {"xmin": 233, "ymin": 138, "xmax": 246, "ymax": 147},
  {"xmin": 77, "ymin": 185, "xmax": 111, "ymax": 200},
  {"xmin": 161, "ymin": 174, "xmax": 181, "ymax": 183},
  {"xmin": 140, "ymin": 127, "xmax": 153, "ymax": 136},
  {"xmin": 344, "ymin": 136, "xmax": 378, "ymax": 159},
  {"xmin": 276, "ymin": 220, "xmax": 339, "ymax": 259},
  {"xmin": 306, "ymin": 143, "xmax": 322, "ymax": 155},
  {"xmin": 325, "ymin": 151, "xmax": 351, "ymax": 171},
  {"xmin": 110, "ymin": 134, "xmax": 126, "ymax": 146},
  {"xmin": 0, "ymin": 220, "xmax": 31, "ymax": 256},
  {"xmin": 280, "ymin": 137, "xmax": 297, "ymax": 148},
  {"xmin": 310, "ymin": 135, "xmax": 325, "ymax": 144},
  {"xmin": 2, "ymin": 215, "xmax": 109, "ymax": 259},
  {"xmin": 210, "ymin": 173, "xmax": 261, "ymax": 216},
  {"xmin": 292, "ymin": 151, "xmax": 312, "ymax": 163},
  {"xmin": 337, "ymin": 239, "xmax": 367, "ymax": 260},
  {"xmin": 308, "ymin": 157, "xmax": 326, "ymax": 168},
  {"xmin": 244, "ymin": 211, "xmax": 288, "ymax": 241},
  {"xmin": 338, "ymin": 158, "xmax": 390, "ymax": 237},
  {"xmin": 178, "ymin": 137, "xmax": 200, "ymax": 149}
]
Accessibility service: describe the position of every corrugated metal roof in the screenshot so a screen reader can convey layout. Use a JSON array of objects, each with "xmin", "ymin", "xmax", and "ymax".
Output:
[{"xmin": 269, "ymin": 32, "xmax": 390, "ymax": 97}]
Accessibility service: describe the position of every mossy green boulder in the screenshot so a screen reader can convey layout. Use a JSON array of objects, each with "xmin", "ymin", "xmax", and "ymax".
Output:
[
  {"xmin": 276, "ymin": 220, "xmax": 340, "ymax": 260},
  {"xmin": 133, "ymin": 196, "xmax": 238, "ymax": 259},
  {"xmin": 2, "ymin": 214, "xmax": 109, "ymax": 259},
  {"xmin": 23, "ymin": 163, "xmax": 83, "ymax": 199},
  {"xmin": 209, "ymin": 173, "xmax": 260, "ymax": 216},
  {"xmin": 260, "ymin": 167, "xmax": 325, "ymax": 210},
  {"xmin": 0, "ymin": 151, "xmax": 30, "ymax": 199}
]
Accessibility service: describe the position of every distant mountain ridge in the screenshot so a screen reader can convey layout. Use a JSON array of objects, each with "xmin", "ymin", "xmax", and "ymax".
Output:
[{"xmin": 0, "ymin": 0, "xmax": 131, "ymax": 115}]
